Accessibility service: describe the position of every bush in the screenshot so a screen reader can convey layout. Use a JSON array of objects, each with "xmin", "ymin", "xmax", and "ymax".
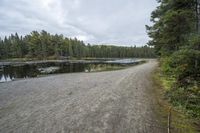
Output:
[
  {"xmin": 166, "ymin": 85, "xmax": 200, "ymax": 117},
  {"xmin": 161, "ymin": 43, "xmax": 200, "ymax": 118},
  {"xmin": 162, "ymin": 48, "xmax": 200, "ymax": 87}
]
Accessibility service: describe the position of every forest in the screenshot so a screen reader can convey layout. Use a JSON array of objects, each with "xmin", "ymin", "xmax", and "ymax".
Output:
[
  {"xmin": 0, "ymin": 31, "xmax": 155, "ymax": 59},
  {"xmin": 146, "ymin": 0, "xmax": 200, "ymax": 118}
]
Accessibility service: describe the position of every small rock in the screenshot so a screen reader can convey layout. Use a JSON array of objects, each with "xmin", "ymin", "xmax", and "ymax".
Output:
[{"xmin": 68, "ymin": 91, "xmax": 73, "ymax": 95}]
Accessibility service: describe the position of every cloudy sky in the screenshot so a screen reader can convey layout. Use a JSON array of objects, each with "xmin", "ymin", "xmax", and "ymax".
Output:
[{"xmin": 0, "ymin": 0, "xmax": 157, "ymax": 46}]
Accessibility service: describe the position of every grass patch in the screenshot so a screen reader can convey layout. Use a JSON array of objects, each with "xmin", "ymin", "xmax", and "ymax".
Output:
[
  {"xmin": 85, "ymin": 64, "xmax": 125, "ymax": 72},
  {"xmin": 152, "ymin": 67, "xmax": 199, "ymax": 133},
  {"xmin": 85, "ymin": 60, "xmax": 146, "ymax": 72}
]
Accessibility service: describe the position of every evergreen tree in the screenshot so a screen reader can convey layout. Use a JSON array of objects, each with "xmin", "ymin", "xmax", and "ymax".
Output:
[
  {"xmin": 0, "ymin": 31, "xmax": 156, "ymax": 59},
  {"xmin": 147, "ymin": 0, "xmax": 200, "ymax": 117}
]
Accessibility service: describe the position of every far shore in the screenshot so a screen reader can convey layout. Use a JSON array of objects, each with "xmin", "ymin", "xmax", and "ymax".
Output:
[{"xmin": 0, "ymin": 58, "xmax": 146, "ymax": 66}]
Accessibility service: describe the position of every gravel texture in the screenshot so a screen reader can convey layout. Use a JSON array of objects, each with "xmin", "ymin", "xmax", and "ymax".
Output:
[{"xmin": 0, "ymin": 59, "xmax": 166, "ymax": 133}]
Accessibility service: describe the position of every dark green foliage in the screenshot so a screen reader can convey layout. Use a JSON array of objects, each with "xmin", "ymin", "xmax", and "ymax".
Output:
[
  {"xmin": 166, "ymin": 85, "xmax": 200, "ymax": 117},
  {"xmin": 147, "ymin": 0, "xmax": 200, "ymax": 118},
  {"xmin": 163, "ymin": 48, "xmax": 200, "ymax": 87},
  {"xmin": 146, "ymin": 0, "xmax": 196, "ymax": 56},
  {"xmin": 0, "ymin": 31, "xmax": 155, "ymax": 59}
]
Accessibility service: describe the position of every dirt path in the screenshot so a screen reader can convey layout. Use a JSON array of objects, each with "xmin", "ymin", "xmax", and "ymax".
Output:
[{"xmin": 0, "ymin": 59, "xmax": 166, "ymax": 133}]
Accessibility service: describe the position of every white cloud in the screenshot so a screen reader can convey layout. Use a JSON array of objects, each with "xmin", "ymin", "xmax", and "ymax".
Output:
[{"xmin": 0, "ymin": 0, "xmax": 158, "ymax": 46}]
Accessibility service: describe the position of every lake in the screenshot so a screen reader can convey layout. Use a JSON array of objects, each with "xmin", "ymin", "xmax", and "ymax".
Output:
[{"xmin": 0, "ymin": 59, "xmax": 142, "ymax": 82}]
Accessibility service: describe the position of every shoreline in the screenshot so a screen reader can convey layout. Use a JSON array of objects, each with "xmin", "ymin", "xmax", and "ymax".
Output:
[{"xmin": 0, "ymin": 58, "xmax": 146, "ymax": 66}]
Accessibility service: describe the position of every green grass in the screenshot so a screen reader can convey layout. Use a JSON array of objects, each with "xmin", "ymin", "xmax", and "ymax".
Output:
[
  {"xmin": 85, "ymin": 60, "xmax": 146, "ymax": 72},
  {"xmin": 85, "ymin": 64, "xmax": 126, "ymax": 72},
  {"xmin": 152, "ymin": 68, "xmax": 199, "ymax": 133},
  {"xmin": 158, "ymin": 74, "xmax": 175, "ymax": 91}
]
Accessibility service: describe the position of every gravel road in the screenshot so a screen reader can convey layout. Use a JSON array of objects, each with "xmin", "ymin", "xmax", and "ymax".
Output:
[{"xmin": 0, "ymin": 59, "xmax": 167, "ymax": 133}]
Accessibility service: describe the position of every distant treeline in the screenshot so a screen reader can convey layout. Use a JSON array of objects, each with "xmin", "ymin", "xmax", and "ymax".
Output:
[{"xmin": 0, "ymin": 30, "xmax": 155, "ymax": 59}]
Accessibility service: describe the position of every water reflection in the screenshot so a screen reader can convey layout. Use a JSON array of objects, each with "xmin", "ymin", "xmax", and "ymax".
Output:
[
  {"xmin": 0, "ymin": 75, "xmax": 13, "ymax": 82},
  {"xmin": 0, "ymin": 59, "xmax": 139, "ymax": 82}
]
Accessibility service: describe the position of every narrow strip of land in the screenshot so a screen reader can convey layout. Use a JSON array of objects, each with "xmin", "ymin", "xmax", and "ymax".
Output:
[{"xmin": 0, "ymin": 59, "xmax": 166, "ymax": 133}]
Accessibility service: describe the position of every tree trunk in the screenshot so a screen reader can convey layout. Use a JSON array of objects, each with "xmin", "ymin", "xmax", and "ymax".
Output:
[
  {"xmin": 196, "ymin": 0, "xmax": 200, "ymax": 71},
  {"xmin": 196, "ymin": 0, "xmax": 200, "ymax": 33}
]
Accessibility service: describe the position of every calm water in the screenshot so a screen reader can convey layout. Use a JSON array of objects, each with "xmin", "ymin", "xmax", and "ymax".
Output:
[{"xmin": 0, "ymin": 59, "xmax": 139, "ymax": 82}]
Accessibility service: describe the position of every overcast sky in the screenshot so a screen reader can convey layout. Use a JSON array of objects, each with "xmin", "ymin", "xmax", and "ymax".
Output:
[{"xmin": 0, "ymin": 0, "xmax": 158, "ymax": 46}]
